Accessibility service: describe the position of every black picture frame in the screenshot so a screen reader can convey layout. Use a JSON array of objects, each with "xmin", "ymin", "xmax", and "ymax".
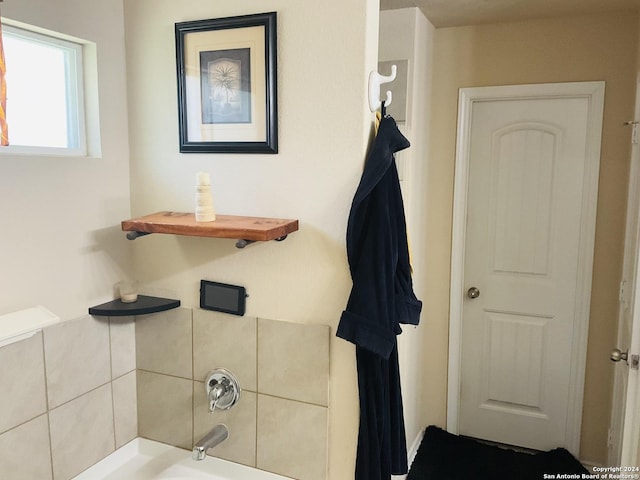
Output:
[{"xmin": 175, "ymin": 12, "xmax": 278, "ymax": 154}]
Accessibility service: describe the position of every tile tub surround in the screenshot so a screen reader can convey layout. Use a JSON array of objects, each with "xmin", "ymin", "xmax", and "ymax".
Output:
[
  {"xmin": 136, "ymin": 308, "xmax": 331, "ymax": 480},
  {"xmin": 0, "ymin": 315, "xmax": 138, "ymax": 480},
  {"xmin": 0, "ymin": 332, "xmax": 47, "ymax": 434},
  {"xmin": 0, "ymin": 308, "xmax": 329, "ymax": 480},
  {"xmin": 49, "ymin": 384, "xmax": 115, "ymax": 480}
]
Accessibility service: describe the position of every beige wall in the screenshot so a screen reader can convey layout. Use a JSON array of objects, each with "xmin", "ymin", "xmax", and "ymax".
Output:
[
  {"xmin": 123, "ymin": 1, "xmax": 379, "ymax": 478},
  {"xmin": 379, "ymin": 7, "xmax": 435, "ymax": 449},
  {"xmin": 429, "ymin": 11, "xmax": 639, "ymax": 464},
  {"xmin": 0, "ymin": 0, "xmax": 132, "ymax": 321}
]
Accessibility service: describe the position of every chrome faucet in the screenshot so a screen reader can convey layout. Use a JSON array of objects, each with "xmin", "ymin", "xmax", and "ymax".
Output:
[
  {"xmin": 192, "ymin": 424, "xmax": 229, "ymax": 461},
  {"xmin": 204, "ymin": 368, "xmax": 240, "ymax": 412},
  {"xmin": 192, "ymin": 368, "xmax": 240, "ymax": 462},
  {"xmin": 208, "ymin": 376, "xmax": 231, "ymax": 411}
]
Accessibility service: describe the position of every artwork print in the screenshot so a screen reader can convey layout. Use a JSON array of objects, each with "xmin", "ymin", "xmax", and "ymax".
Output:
[
  {"xmin": 175, "ymin": 12, "xmax": 278, "ymax": 153},
  {"xmin": 200, "ymin": 48, "xmax": 251, "ymax": 124}
]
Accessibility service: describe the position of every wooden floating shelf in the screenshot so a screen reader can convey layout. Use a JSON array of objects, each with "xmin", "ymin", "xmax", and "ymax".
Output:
[
  {"xmin": 89, "ymin": 295, "xmax": 180, "ymax": 317},
  {"xmin": 121, "ymin": 211, "xmax": 299, "ymax": 248}
]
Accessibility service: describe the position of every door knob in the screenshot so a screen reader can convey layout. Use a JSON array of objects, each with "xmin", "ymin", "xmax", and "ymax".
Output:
[
  {"xmin": 467, "ymin": 287, "xmax": 480, "ymax": 299},
  {"xmin": 610, "ymin": 348, "xmax": 628, "ymax": 363}
]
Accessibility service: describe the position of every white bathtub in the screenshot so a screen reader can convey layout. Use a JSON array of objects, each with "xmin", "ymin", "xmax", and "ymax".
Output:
[{"xmin": 72, "ymin": 438, "xmax": 293, "ymax": 480}]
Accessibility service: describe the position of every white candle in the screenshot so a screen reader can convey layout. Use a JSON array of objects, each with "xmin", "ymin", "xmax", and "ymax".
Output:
[
  {"xmin": 118, "ymin": 280, "xmax": 138, "ymax": 303},
  {"xmin": 195, "ymin": 172, "xmax": 216, "ymax": 222},
  {"xmin": 196, "ymin": 172, "xmax": 210, "ymax": 186},
  {"xmin": 121, "ymin": 292, "xmax": 138, "ymax": 303}
]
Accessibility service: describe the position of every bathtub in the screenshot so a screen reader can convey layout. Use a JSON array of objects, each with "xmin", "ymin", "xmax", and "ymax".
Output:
[{"xmin": 72, "ymin": 438, "xmax": 293, "ymax": 480}]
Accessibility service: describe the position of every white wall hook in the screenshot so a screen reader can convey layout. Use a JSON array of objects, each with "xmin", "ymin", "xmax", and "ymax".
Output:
[{"xmin": 368, "ymin": 64, "xmax": 397, "ymax": 112}]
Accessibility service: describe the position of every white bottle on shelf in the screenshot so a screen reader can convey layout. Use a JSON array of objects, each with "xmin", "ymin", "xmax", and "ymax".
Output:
[{"xmin": 195, "ymin": 172, "xmax": 216, "ymax": 222}]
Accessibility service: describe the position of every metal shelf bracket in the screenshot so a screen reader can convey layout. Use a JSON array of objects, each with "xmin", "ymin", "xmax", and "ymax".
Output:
[{"xmin": 127, "ymin": 232, "xmax": 289, "ymax": 249}]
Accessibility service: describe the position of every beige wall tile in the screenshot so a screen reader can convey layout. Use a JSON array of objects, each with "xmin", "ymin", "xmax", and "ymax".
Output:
[
  {"xmin": 0, "ymin": 415, "xmax": 52, "ymax": 480},
  {"xmin": 113, "ymin": 371, "xmax": 138, "ymax": 448},
  {"xmin": 193, "ymin": 310, "xmax": 256, "ymax": 390},
  {"xmin": 193, "ymin": 381, "xmax": 256, "ymax": 466},
  {"xmin": 44, "ymin": 316, "xmax": 111, "ymax": 409},
  {"xmin": 258, "ymin": 319, "xmax": 330, "ymax": 406},
  {"xmin": 0, "ymin": 332, "xmax": 47, "ymax": 434},
  {"xmin": 257, "ymin": 395, "xmax": 328, "ymax": 480},
  {"xmin": 49, "ymin": 384, "xmax": 115, "ymax": 480},
  {"xmin": 136, "ymin": 307, "xmax": 192, "ymax": 379},
  {"xmin": 137, "ymin": 370, "xmax": 192, "ymax": 449},
  {"xmin": 109, "ymin": 315, "xmax": 136, "ymax": 379}
]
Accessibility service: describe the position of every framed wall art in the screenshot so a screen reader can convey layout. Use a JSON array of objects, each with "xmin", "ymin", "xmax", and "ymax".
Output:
[{"xmin": 175, "ymin": 12, "xmax": 278, "ymax": 154}]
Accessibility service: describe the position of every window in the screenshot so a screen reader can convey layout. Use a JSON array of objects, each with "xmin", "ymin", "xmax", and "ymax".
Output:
[{"xmin": 1, "ymin": 23, "xmax": 87, "ymax": 156}]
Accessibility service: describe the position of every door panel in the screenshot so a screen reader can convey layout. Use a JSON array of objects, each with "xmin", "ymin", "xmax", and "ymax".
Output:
[
  {"xmin": 483, "ymin": 310, "xmax": 548, "ymax": 415},
  {"xmin": 459, "ymin": 94, "xmax": 594, "ymax": 451},
  {"xmin": 492, "ymin": 124, "xmax": 556, "ymax": 275}
]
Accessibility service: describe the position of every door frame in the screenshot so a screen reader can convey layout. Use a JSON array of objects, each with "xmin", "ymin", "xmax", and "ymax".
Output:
[
  {"xmin": 608, "ymin": 85, "xmax": 639, "ymax": 466},
  {"xmin": 446, "ymin": 82, "xmax": 605, "ymax": 455},
  {"xmin": 621, "ymin": 224, "xmax": 640, "ymax": 465},
  {"xmin": 611, "ymin": 72, "xmax": 640, "ymax": 466}
]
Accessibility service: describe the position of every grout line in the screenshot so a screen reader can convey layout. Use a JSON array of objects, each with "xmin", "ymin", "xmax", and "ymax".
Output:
[
  {"xmin": 111, "ymin": 368, "xmax": 136, "ymax": 383},
  {"xmin": 254, "ymin": 317, "xmax": 259, "ymax": 467},
  {"xmin": 108, "ymin": 316, "xmax": 117, "ymax": 451},
  {"xmin": 254, "ymin": 391, "xmax": 329, "ymax": 409},
  {"xmin": 45, "ymin": 412, "xmax": 55, "ymax": 480},
  {"xmin": 0, "ymin": 412, "xmax": 50, "ymax": 439},
  {"xmin": 191, "ymin": 379, "xmax": 196, "ymax": 449},
  {"xmin": 133, "ymin": 314, "xmax": 140, "ymax": 440},
  {"xmin": 107, "ymin": 316, "xmax": 114, "ymax": 382},
  {"xmin": 189, "ymin": 307, "xmax": 194, "ymax": 381},
  {"xmin": 136, "ymin": 368, "xmax": 193, "ymax": 382},
  {"xmin": 40, "ymin": 330, "xmax": 51, "ymax": 412},
  {"xmin": 191, "ymin": 308, "xmax": 195, "ymax": 448},
  {"xmin": 47, "ymin": 379, "xmax": 114, "ymax": 412},
  {"xmin": 255, "ymin": 317, "xmax": 260, "ymax": 393},
  {"xmin": 41, "ymin": 331, "xmax": 55, "ymax": 480}
]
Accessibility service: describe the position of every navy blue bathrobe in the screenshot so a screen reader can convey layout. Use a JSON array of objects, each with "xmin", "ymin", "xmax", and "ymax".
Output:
[{"xmin": 337, "ymin": 115, "xmax": 422, "ymax": 480}]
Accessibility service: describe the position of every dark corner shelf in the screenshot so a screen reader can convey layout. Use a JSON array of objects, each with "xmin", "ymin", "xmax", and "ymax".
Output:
[{"xmin": 89, "ymin": 295, "xmax": 180, "ymax": 317}]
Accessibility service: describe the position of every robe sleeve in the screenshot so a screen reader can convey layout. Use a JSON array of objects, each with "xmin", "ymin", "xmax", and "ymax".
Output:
[{"xmin": 337, "ymin": 194, "xmax": 398, "ymax": 359}]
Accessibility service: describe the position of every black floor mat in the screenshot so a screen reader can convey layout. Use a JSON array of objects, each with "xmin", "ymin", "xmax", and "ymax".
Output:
[{"xmin": 407, "ymin": 426, "xmax": 588, "ymax": 480}]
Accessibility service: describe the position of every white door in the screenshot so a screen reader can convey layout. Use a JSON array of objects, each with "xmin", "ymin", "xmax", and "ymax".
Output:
[
  {"xmin": 613, "ymin": 155, "xmax": 640, "ymax": 465},
  {"xmin": 609, "ymin": 79, "xmax": 640, "ymax": 467},
  {"xmin": 448, "ymin": 82, "xmax": 605, "ymax": 455}
]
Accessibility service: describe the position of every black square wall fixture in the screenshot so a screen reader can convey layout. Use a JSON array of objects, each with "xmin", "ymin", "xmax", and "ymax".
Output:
[{"xmin": 200, "ymin": 280, "xmax": 246, "ymax": 316}]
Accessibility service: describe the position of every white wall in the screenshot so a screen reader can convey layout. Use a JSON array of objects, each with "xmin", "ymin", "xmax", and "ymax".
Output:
[
  {"xmin": 0, "ymin": 0, "xmax": 131, "ymax": 321},
  {"xmin": 379, "ymin": 8, "xmax": 435, "ymax": 450},
  {"xmin": 123, "ymin": 1, "xmax": 380, "ymax": 478}
]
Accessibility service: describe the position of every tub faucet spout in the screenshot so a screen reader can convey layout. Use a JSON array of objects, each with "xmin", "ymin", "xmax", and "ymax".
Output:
[{"xmin": 192, "ymin": 424, "xmax": 229, "ymax": 461}]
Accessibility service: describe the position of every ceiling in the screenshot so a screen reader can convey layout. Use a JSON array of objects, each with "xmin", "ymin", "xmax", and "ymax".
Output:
[{"xmin": 380, "ymin": 0, "xmax": 640, "ymax": 27}]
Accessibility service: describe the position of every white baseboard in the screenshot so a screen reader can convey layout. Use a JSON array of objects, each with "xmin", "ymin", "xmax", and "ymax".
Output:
[
  {"xmin": 407, "ymin": 428, "xmax": 426, "ymax": 467},
  {"xmin": 392, "ymin": 428, "xmax": 426, "ymax": 480}
]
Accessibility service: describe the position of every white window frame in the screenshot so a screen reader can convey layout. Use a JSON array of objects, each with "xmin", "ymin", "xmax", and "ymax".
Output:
[{"xmin": 0, "ymin": 22, "xmax": 87, "ymax": 157}]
